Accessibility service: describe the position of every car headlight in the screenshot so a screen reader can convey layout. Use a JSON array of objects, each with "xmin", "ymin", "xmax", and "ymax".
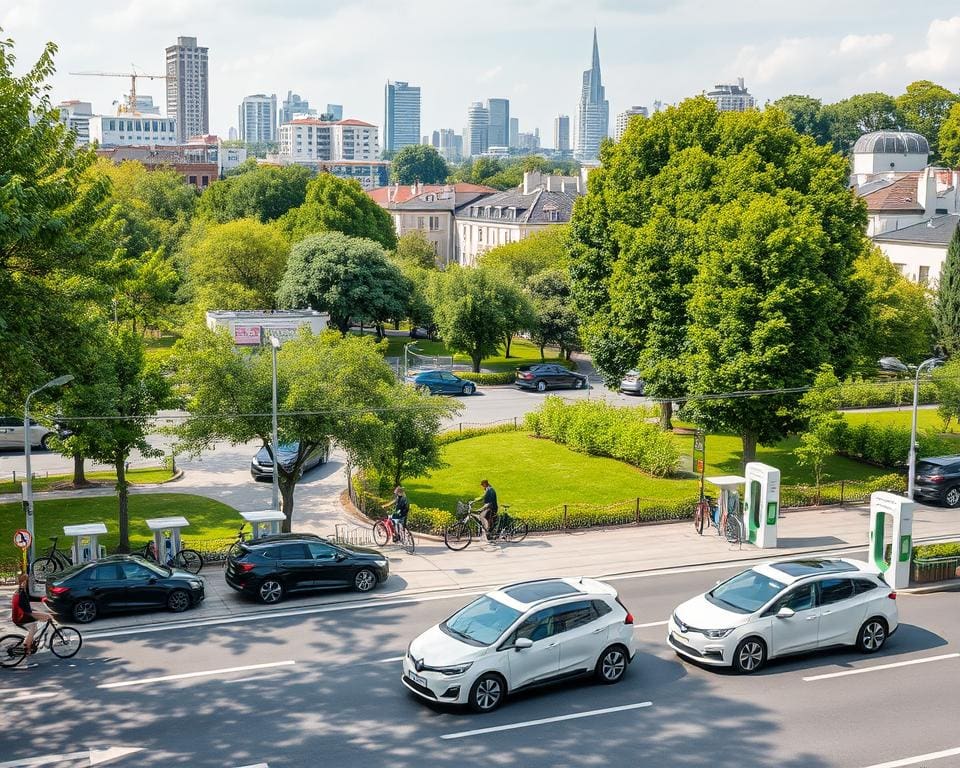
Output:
[
  {"xmin": 373, "ymin": 559, "xmax": 387, "ymax": 567},
  {"xmin": 703, "ymin": 628, "xmax": 734, "ymax": 639},
  {"xmin": 188, "ymin": 580, "xmax": 202, "ymax": 589},
  {"xmin": 434, "ymin": 662, "xmax": 473, "ymax": 676}
]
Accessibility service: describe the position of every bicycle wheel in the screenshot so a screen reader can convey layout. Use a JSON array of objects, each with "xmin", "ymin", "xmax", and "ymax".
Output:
[
  {"xmin": 502, "ymin": 521, "xmax": 529, "ymax": 543},
  {"xmin": 30, "ymin": 557, "xmax": 60, "ymax": 581},
  {"xmin": 402, "ymin": 528, "xmax": 415, "ymax": 554},
  {"xmin": 173, "ymin": 549, "xmax": 203, "ymax": 574},
  {"xmin": 372, "ymin": 520, "xmax": 389, "ymax": 547},
  {"xmin": 49, "ymin": 626, "xmax": 82, "ymax": 659},
  {"xmin": 694, "ymin": 504, "xmax": 707, "ymax": 536},
  {"xmin": 444, "ymin": 521, "xmax": 473, "ymax": 551},
  {"xmin": 724, "ymin": 514, "xmax": 743, "ymax": 545},
  {"xmin": 0, "ymin": 635, "xmax": 27, "ymax": 668}
]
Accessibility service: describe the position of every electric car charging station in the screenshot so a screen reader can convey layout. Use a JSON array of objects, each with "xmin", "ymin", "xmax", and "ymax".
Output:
[
  {"xmin": 240, "ymin": 509, "xmax": 286, "ymax": 539},
  {"xmin": 62, "ymin": 522, "xmax": 107, "ymax": 565},
  {"xmin": 743, "ymin": 462, "xmax": 781, "ymax": 549},
  {"xmin": 145, "ymin": 516, "xmax": 191, "ymax": 565},
  {"xmin": 869, "ymin": 491, "xmax": 915, "ymax": 589}
]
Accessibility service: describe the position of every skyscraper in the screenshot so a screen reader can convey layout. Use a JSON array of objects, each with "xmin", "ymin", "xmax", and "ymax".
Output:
[
  {"xmin": 614, "ymin": 106, "xmax": 648, "ymax": 141},
  {"xmin": 575, "ymin": 28, "xmax": 609, "ymax": 161},
  {"xmin": 238, "ymin": 94, "xmax": 278, "ymax": 144},
  {"xmin": 165, "ymin": 36, "xmax": 209, "ymax": 143},
  {"xmin": 465, "ymin": 102, "xmax": 489, "ymax": 157},
  {"xmin": 509, "ymin": 117, "xmax": 519, "ymax": 149},
  {"xmin": 281, "ymin": 92, "xmax": 312, "ymax": 124},
  {"xmin": 706, "ymin": 78, "xmax": 755, "ymax": 112},
  {"xmin": 326, "ymin": 104, "xmax": 343, "ymax": 121},
  {"xmin": 554, "ymin": 115, "xmax": 570, "ymax": 152},
  {"xmin": 384, "ymin": 80, "xmax": 421, "ymax": 153},
  {"xmin": 486, "ymin": 98, "xmax": 510, "ymax": 148}
]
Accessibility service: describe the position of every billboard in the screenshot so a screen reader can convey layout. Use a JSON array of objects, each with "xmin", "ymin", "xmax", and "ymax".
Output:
[{"xmin": 234, "ymin": 325, "xmax": 262, "ymax": 345}]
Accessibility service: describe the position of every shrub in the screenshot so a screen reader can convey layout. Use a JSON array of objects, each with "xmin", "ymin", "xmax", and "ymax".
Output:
[
  {"xmin": 914, "ymin": 541, "xmax": 960, "ymax": 560},
  {"xmin": 836, "ymin": 378, "xmax": 938, "ymax": 408},
  {"xmin": 458, "ymin": 371, "xmax": 516, "ymax": 385},
  {"xmin": 438, "ymin": 422, "xmax": 521, "ymax": 446},
  {"xmin": 835, "ymin": 420, "xmax": 958, "ymax": 467}
]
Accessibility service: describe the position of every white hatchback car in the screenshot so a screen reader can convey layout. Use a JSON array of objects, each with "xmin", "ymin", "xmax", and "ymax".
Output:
[
  {"xmin": 668, "ymin": 558, "xmax": 898, "ymax": 674},
  {"xmin": 403, "ymin": 577, "xmax": 637, "ymax": 712}
]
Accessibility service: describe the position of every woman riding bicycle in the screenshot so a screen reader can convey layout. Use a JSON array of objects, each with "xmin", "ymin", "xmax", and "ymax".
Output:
[{"xmin": 11, "ymin": 573, "xmax": 55, "ymax": 654}]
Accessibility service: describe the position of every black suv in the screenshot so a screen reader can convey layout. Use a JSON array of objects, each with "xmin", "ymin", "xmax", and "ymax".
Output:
[
  {"xmin": 225, "ymin": 534, "xmax": 389, "ymax": 604},
  {"xmin": 914, "ymin": 455, "xmax": 960, "ymax": 507},
  {"xmin": 515, "ymin": 364, "xmax": 587, "ymax": 392}
]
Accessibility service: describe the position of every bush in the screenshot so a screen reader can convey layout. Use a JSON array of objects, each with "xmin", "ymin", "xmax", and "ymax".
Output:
[
  {"xmin": 835, "ymin": 421, "xmax": 957, "ymax": 467},
  {"xmin": 914, "ymin": 541, "xmax": 960, "ymax": 560},
  {"xmin": 438, "ymin": 422, "xmax": 521, "ymax": 446},
  {"xmin": 458, "ymin": 371, "xmax": 516, "ymax": 385},
  {"xmin": 836, "ymin": 378, "xmax": 938, "ymax": 408}
]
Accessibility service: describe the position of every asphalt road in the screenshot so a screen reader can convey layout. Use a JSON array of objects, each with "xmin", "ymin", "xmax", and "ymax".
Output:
[{"xmin": 2, "ymin": 560, "xmax": 957, "ymax": 768}]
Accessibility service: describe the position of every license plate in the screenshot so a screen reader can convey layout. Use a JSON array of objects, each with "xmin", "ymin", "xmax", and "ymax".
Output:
[{"xmin": 408, "ymin": 672, "xmax": 427, "ymax": 688}]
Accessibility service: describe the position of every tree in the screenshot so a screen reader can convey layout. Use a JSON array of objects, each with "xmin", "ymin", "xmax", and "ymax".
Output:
[
  {"xmin": 528, "ymin": 269, "xmax": 580, "ymax": 360},
  {"xmin": 281, "ymin": 174, "xmax": 397, "ymax": 249},
  {"xmin": 935, "ymin": 226, "xmax": 960, "ymax": 356},
  {"xmin": 489, "ymin": 272, "xmax": 535, "ymax": 358},
  {"xmin": 115, "ymin": 248, "xmax": 180, "ymax": 335},
  {"xmin": 197, "ymin": 163, "xmax": 312, "ymax": 223},
  {"xmin": 932, "ymin": 358, "xmax": 960, "ymax": 431},
  {"xmin": 393, "ymin": 231, "xmax": 438, "ymax": 269},
  {"xmin": 821, "ymin": 92, "xmax": 901, "ymax": 154},
  {"xmin": 429, "ymin": 267, "xmax": 507, "ymax": 372},
  {"xmin": 896, "ymin": 80, "xmax": 959, "ymax": 159},
  {"xmin": 795, "ymin": 366, "xmax": 848, "ymax": 500},
  {"xmin": 771, "ymin": 95, "xmax": 829, "ymax": 145},
  {"xmin": 938, "ymin": 103, "xmax": 960, "ymax": 169},
  {"xmin": 479, "ymin": 225, "xmax": 570, "ymax": 284},
  {"xmin": 276, "ymin": 232, "xmax": 410, "ymax": 336},
  {"xmin": 390, "ymin": 144, "xmax": 449, "ymax": 185}
]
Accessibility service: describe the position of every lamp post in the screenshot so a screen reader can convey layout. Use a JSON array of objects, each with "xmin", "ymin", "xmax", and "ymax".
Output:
[
  {"xmin": 878, "ymin": 356, "xmax": 944, "ymax": 499},
  {"xmin": 404, "ymin": 342, "xmax": 420, "ymax": 382},
  {"xmin": 270, "ymin": 336, "xmax": 281, "ymax": 512},
  {"xmin": 24, "ymin": 374, "xmax": 74, "ymax": 560}
]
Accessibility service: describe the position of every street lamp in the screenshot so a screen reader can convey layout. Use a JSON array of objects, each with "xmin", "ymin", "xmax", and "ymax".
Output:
[
  {"xmin": 878, "ymin": 356, "xmax": 944, "ymax": 499},
  {"xmin": 404, "ymin": 341, "xmax": 420, "ymax": 382},
  {"xmin": 24, "ymin": 374, "xmax": 74, "ymax": 560},
  {"xmin": 269, "ymin": 336, "xmax": 281, "ymax": 512}
]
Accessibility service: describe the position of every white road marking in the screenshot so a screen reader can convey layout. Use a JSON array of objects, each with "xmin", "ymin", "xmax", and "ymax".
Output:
[
  {"xmin": 634, "ymin": 620, "xmax": 668, "ymax": 629},
  {"xmin": 234, "ymin": 764, "xmax": 269, "ymax": 768},
  {"xmin": 803, "ymin": 652, "xmax": 960, "ymax": 682},
  {"xmin": 223, "ymin": 673, "xmax": 288, "ymax": 685},
  {"xmin": 0, "ymin": 746, "xmax": 142, "ymax": 767},
  {"xmin": 860, "ymin": 746, "xmax": 960, "ymax": 768},
  {"xmin": 440, "ymin": 701, "xmax": 654, "ymax": 740},
  {"xmin": 374, "ymin": 656, "xmax": 405, "ymax": 663},
  {"xmin": 98, "ymin": 660, "xmax": 296, "ymax": 689},
  {"xmin": 2, "ymin": 691, "xmax": 58, "ymax": 703}
]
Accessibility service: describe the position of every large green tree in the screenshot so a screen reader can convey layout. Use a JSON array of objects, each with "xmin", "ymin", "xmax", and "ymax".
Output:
[
  {"xmin": 429, "ymin": 267, "xmax": 507, "ymax": 372},
  {"xmin": 821, "ymin": 92, "xmax": 901, "ymax": 154},
  {"xmin": 197, "ymin": 163, "xmax": 312, "ymax": 223},
  {"xmin": 772, "ymin": 95, "xmax": 830, "ymax": 145},
  {"xmin": 896, "ymin": 80, "xmax": 959, "ymax": 160},
  {"xmin": 479, "ymin": 225, "xmax": 570, "ymax": 284},
  {"xmin": 390, "ymin": 144, "xmax": 449, "ymax": 185},
  {"xmin": 393, "ymin": 231, "xmax": 438, "ymax": 270},
  {"xmin": 938, "ymin": 103, "xmax": 960, "ymax": 169},
  {"xmin": 935, "ymin": 226, "xmax": 960, "ymax": 356},
  {"xmin": 528, "ymin": 269, "xmax": 580, "ymax": 361}
]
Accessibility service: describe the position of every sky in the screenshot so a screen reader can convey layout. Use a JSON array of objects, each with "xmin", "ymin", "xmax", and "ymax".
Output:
[{"xmin": 4, "ymin": 0, "xmax": 960, "ymax": 146}]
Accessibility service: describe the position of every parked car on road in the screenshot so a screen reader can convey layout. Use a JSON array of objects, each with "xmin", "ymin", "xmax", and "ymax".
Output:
[
  {"xmin": 225, "ymin": 534, "xmax": 389, "ymax": 604},
  {"xmin": 45, "ymin": 555, "xmax": 205, "ymax": 623},
  {"xmin": 515, "ymin": 364, "xmax": 587, "ymax": 393},
  {"xmin": 407, "ymin": 370, "xmax": 476, "ymax": 396},
  {"xmin": 403, "ymin": 577, "xmax": 636, "ymax": 713},
  {"xmin": 409, "ymin": 325, "xmax": 437, "ymax": 340},
  {"xmin": 619, "ymin": 370, "xmax": 646, "ymax": 396},
  {"xmin": 0, "ymin": 417, "xmax": 63, "ymax": 451},
  {"xmin": 668, "ymin": 557, "xmax": 898, "ymax": 674},
  {"xmin": 250, "ymin": 441, "xmax": 329, "ymax": 482},
  {"xmin": 913, "ymin": 455, "xmax": 960, "ymax": 507}
]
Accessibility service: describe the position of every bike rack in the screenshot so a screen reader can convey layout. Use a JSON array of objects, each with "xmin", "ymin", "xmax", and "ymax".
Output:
[
  {"xmin": 145, "ymin": 516, "xmax": 190, "ymax": 565},
  {"xmin": 240, "ymin": 510, "xmax": 286, "ymax": 540},
  {"xmin": 869, "ymin": 492, "xmax": 914, "ymax": 589},
  {"xmin": 705, "ymin": 475, "xmax": 745, "ymax": 534},
  {"xmin": 743, "ymin": 462, "xmax": 781, "ymax": 549},
  {"xmin": 63, "ymin": 523, "xmax": 107, "ymax": 565}
]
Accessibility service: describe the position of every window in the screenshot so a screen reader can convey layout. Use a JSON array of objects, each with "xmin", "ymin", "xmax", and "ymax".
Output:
[
  {"xmin": 152, "ymin": 120, "xmax": 158, "ymax": 132},
  {"xmin": 119, "ymin": 562, "xmax": 153, "ymax": 580},
  {"xmin": 189, "ymin": 176, "xmax": 197, "ymax": 185},
  {"xmin": 307, "ymin": 541, "xmax": 338, "ymax": 560},
  {"xmin": 90, "ymin": 564, "xmax": 123, "ymax": 581},
  {"xmin": 108, "ymin": 119, "xmax": 116, "ymax": 131},
  {"xmin": 919, "ymin": 265, "xmax": 930, "ymax": 285},
  {"xmin": 429, "ymin": 216, "xmax": 440, "ymax": 231},
  {"xmin": 278, "ymin": 543, "xmax": 310, "ymax": 559},
  {"xmin": 478, "ymin": 228, "xmax": 483, "ymax": 243},
  {"xmin": 510, "ymin": 606, "xmax": 559, "ymax": 644},
  {"xmin": 764, "ymin": 583, "xmax": 816, "ymax": 615},
  {"xmin": 708, "ymin": 569, "xmax": 786, "ymax": 614},
  {"xmin": 853, "ymin": 579, "xmax": 880, "ymax": 595},
  {"xmin": 818, "ymin": 578, "xmax": 855, "ymax": 605},
  {"xmin": 592, "ymin": 600, "xmax": 612, "ymax": 617},
  {"xmin": 442, "ymin": 595, "xmax": 521, "ymax": 646},
  {"xmin": 553, "ymin": 601, "xmax": 598, "ymax": 632},
  {"xmin": 134, "ymin": 120, "xmax": 142, "ymax": 132},
  {"xmin": 417, "ymin": 216, "xmax": 425, "ymax": 230},
  {"xmin": 892, "ymin": 263, "xmax": 906, "ymax": 274}
]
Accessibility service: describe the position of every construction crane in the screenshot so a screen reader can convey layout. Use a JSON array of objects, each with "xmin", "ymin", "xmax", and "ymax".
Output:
[{"xmin": 69, "ymin": 67, "xmax": 170, "ymax": 114}]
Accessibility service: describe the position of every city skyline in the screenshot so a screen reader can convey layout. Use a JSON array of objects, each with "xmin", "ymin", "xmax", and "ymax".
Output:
[{"xmin": 5, "ymin": 2, "xmax": 960, "ymax": 144}]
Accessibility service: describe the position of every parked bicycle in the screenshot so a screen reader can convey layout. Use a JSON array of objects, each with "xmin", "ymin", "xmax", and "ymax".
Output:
[
  {"xmin": 0, "ymin": 617, "xmax": 82, "ymax": 668},
  {"xmin": 135, "ymin": 540, "xmax": 203, "ymax": 575},
  {"xmin": 30, "ymin": 536, "xmax": 73, "ymax": 580},
  {"xmin": 694, "ymin": 495, "xmax": 743, "ymax": 545},
  {"xmin": 228, "ymin": 524, "xmax": 249, "ymax": 558},
  {"xmin": 444, "ymin": 500, "xmax": 529, "ymax": 551},
  {"xmin": 371, "ymin": 516, "xmax": 415, "ymax": 554}
]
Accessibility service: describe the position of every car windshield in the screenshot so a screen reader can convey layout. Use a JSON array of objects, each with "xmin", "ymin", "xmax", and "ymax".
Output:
[
  {"xmin": 707, "ymin": 569, "xmax": 786, "ymax": 614},
  {"xmin": 441, "ymin": 595, "xmax": 522, "ymax": 646}
]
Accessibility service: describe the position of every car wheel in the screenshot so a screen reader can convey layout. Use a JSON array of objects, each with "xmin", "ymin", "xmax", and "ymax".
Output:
[
  {"xmin": 354, "ymin": 568, "xmax": 377, "ymax": 593},
  {"xmin": 732, "ymin": 637, "xmax": 766, "ymax": 674},
  {"xmin": 944, "ymin": 486, "xmax": 960, "ymax": 508},
  {"xmin": 468, "ymin": 672, "xmax": 506, "ymax": 713},
  {"xmin": 595, "ymin": 645, "xmax": 629, "ymax": 684},
  {"xmin": 167, "ymin": 589, "xmax": 191, "ymax": 613},
  {"xmin": 462, "ymin": 383, "xmax": 475, "ymax": 395},
  {"xmin": 535, "ymin": 380, "xmax": 547, "ymax": 393},
  {"xmin": 72, "ymin": 599, "xmax": 97, "ymax": 624},
  {"xmin": 258, "ymin": 579, "xmax": 284, "ymax": 604},
  {"xmin": 40, "ymin": 433, "xmax": 53, "ymax": 451},
  {"xmin": 857, "ymin": 617, "xmax": 888, "ymax": 654}
]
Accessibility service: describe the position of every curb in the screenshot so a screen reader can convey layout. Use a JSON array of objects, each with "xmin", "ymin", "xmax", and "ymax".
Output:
[
  {"xmin": 900, "ymin": 580, "xmax": 960, "ymax": 594},
  {"xmin": 0, "ymin": 468, "xmax": 184, "ymax": 502}
]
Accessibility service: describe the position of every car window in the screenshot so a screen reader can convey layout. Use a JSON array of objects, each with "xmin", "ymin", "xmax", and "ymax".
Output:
[
  {"xmin": 819, "ymin": 578, "xmax": 855, "ymax": 605},
  {"xmin": 510, "ymin": 606, "xmax": 559, "ymax": 644},
  {"xmin": 119, "ymin": 562, "xmax": 154, "ymax": 580},
  {"xmin": 592, "ymin": 600, "xmax": 612, "ymax": 617},
  {"xmin": 307, "ymin": 541, "xmax": 338, "ymax": 560},
  {"xmin": 708, "ymin": 569, "xmax": 787, "ymax": 614},
  {"xmin": 853, "ymin": 579, "xmax": 879, "ymax": 595},
  {"xmin": 278, "ymin": 543, "xmax": 310, "ymax": 559},
  {"xmin": 765, "ymin": 583, "xmax": 817, "ymax": 615},
  {"xmin": 441, "ymin": 372, "xmax": 457, "ymax": 381},
  {"xmin": 89, "ymin": 564, "xmax": 123, "ymax": 581},
  {"xmin": 553, "ymin": 601, "xmax": 598, "ymax": 632}
]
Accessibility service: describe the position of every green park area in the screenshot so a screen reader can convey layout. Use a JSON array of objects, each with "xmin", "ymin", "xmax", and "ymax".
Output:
[
  {"xmin": 0, "ymin": 466, "xmax": 174, "ymax": 495},
  {"xmin": 374, "ymin": 334, "xmax": 571, "ymax": 372}
]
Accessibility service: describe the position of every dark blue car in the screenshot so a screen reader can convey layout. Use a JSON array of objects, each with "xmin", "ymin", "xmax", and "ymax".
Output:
[{"xmin": 407, "ymin": 370, "xmax": 476, "ymax": 396}]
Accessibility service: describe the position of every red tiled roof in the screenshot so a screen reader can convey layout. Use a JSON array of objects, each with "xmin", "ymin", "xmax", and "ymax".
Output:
[
  {"xmin": 859, "ymin": 173, "xmax": 923, "ymax": 213},
  {"xmin": 367, "ymin": 182, "xmax": 497, "ymax": 205}
]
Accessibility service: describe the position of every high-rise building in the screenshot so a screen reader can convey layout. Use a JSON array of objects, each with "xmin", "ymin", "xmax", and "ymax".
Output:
[
  {"xmin": 238, "ymin": 94, "xmax": 278, "ymax": 144},
  {"xmin": 575, "ymin": 28, "xmax": 609, "ymax": 161},
  {"xmin": 436, "ymin": 128, "xmax": 461, "ymax": 162},
  {"xmin": 57, "ymin": 100, "xmax": 94, "ymax": 146},
  {"xmin": 165, "ymin": 36, "xmax": 209, "ymax": 142},
  {"xmin": 326, "ymin": 104, "xmax": 343, "ymax": 121},
  {"xmin": 554, "ymin": 115, "xmax": 570, "ymax": 152},
  {"xmin": 466, "ymin": 102, "xmax": 489, "ymax": 157},
  {"xmin": 384, "ymin": 80, "xmax": 421, "ymax": 153},
  {"xmin": 281, "ymin": 92, "xmax": 312, "ymax": 124},
  {"xmin": 614, "ymin": 106, "xmax": 648, "ymax": 141},
  {"xmin": 509, "ymin": 117, "xmax": 519, "ymax": 149},
  {"xmin": 706, "ymin": 78, "xmax": 755, "ymax": 112},
  {"xmin": 228, "ymin": 126, "xmax": 238, "ymax": 140},
  {"xmin": 486, "ymin": 98, "xmax": 510, "ymax": 148}
]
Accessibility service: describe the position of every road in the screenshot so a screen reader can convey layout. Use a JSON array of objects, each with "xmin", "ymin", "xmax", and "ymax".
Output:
[{"xmin": 2, "ymin": 558, "xmax": 957, "ymax": 768}]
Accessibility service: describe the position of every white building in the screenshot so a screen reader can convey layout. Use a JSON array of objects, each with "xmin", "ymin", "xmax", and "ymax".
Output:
[
  {"xmin": 239, "ymin": 94, "xmax": 278, "ymax": 144},
  {"xmin": 165, "ymin": 36, "xmax": 209, "ymax": 143},
  {"xmin": 706, "ymin": 78, "xmax": 755, "ymax": 112},
  {"xmin": 89, "ymin": 114, "xmax": 178, "ymax": 147},
  {"xmin": 278, "ymin": 118, "xmax": 379, "ymax": 162},
  {"xmin": 57, "ymin": 100, "xmax": 93, "ymax": 146},
  {"xmin": 614, "ymin": 106, "xmax": 647, "ymax": 141},
  {"xmin": 206, "ymin": 310, "xmax": 329, "ymax": 346},
  {"xmin": 873, "ymin": 215, "xmax": 959, "ymax": 286},
  {"xmin": 465, "ymin": 102, "xmax": 489, "ymax": 157},
  {"xmin": 852, "ymin": 131, "xmax": 930, "ymax": 182}
]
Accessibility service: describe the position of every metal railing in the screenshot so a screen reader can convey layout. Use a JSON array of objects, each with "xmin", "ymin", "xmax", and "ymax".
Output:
[{"xmin": 912, "ymin": 555, "xmax": 960, "ymax": 584}]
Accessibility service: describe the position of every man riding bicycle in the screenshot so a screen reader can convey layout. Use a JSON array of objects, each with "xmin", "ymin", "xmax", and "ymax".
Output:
[
  {"xmin": 474, "ymin": 479, "xmax": 498, "ymax": 540},
  {"xmin": 11, "ymin": 573, "xmax": 54, "ymax": 654},
  {"xmin": 387, "ymin": 486, "xmax": 409, "ymax": 543}
]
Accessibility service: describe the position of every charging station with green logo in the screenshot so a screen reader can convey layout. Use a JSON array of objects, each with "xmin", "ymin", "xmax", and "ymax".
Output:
[
  {"xmin": 869, "ymin": 491, "xmax": 914, "ymax": 589},
  {"xmin": 743, "ymin": 462, "xmax": 781, "ymax": 548}
]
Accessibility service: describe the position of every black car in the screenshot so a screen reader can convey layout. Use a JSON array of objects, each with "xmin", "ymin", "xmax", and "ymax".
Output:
[
  {"xmin": 914, "ymin": 455, "xmax": 960, "ymax": 507},
  {"xmin": 251, "ymin": 441, "xmax": 330, "ymax": 482},
  {"xmin": 515, "ymin": 364, "xmax": 588, "ymax": 392},
  {"xmin": 225, "ymin": 534, "xmax": 389, "ymax": 604},
  {"xmin": 45, "ymin": 555, "xmax": 205, "ymax": 623}
]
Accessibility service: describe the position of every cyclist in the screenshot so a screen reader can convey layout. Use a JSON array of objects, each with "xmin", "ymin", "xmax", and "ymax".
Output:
[
  {"xmin": 474, "ymin": 479, "xmax": 499, "ymax": 540},
  {"xmin": 11, "ymin": 572, "xmax": 54, "ymax": 654},
  {"xmin": 388, "ymin": 486, "xmax": 409, "ymax": 543}
]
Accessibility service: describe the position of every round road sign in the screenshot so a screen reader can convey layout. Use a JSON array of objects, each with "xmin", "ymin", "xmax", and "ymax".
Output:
[{"xmin": 13, "ymin": 529, "xmax": 32, "ymax": 550}]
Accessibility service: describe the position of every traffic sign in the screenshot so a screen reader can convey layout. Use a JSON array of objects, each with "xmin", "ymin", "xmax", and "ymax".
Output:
[{"xmin": 13, "ymin": 529, "xmax": 32, "ymax": 550}]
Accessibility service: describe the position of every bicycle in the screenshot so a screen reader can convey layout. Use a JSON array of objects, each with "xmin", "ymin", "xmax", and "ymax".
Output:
[
  {"xmin": 30, "ymin": 536, "xmax": 73, "ymax": 580},
  {"xmin": 372, "ymin": 515, "xmax": 415, "ymax": 554},
  {"xmin": 694, "ymin": 495, "xmax": 743, "ymax": 545},
  {"xmin": 0, "ymin": 617, "xmax": 82, "ymax": 668},
  {"xmin": 228, "ymin": 524, "xmax": 249, "ymax": 558},
  {"xmin": 444, "ymin": 501, "xmax": 529, "ymax": 551},
  {"xmin": 135, "ymin": 540, "xmax": 203, "ymax": 575}
]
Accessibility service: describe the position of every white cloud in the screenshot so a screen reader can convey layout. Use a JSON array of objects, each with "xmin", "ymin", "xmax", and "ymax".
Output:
[
  {"xmin": 907, "ymin": 16, "xmax": 960, "ymax": 73},
  {"xmin": 838, "ymin": 33, "xmax": 893, "ymax": 55},
  {"xmin": 477, "ymin": 65, "xmax": 503, "ymax": 84}
]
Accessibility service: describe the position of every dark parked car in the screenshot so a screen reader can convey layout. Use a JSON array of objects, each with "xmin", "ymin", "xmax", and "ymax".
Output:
[
  {"xmin": 225, "ymin": 535, "xmax": 389, "ymax": 604},
  {"xmin": 914, "ymin": 456, "xmax": 960, "ymax": 507},
  {"xmin": 407, "ymin": 369, "xmax": 476, "ymax": 395},
  {"xmin": 251, "ymin": 441, "xmax": 330, "ymax": 482},
  {"xmin": 45, "ymin": 555, "xmax": 205, "ymax": 623},
  {"xmin": 409, "ymin": 325, "xmax": 437, "ymax": 340},
  {"xmin": 619, "ymin": 370, "xmax": 646, "ymax": 396},
  {"xmin": 515, "ymin": 364, "xmax": 587, "ymax": 392}
]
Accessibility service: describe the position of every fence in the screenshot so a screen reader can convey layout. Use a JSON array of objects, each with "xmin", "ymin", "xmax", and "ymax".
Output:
[
  {"xmin": 912, "ymin": 555, "xmax": 960, "ymax": 584},
  {"xmin": 407, "ymin": 349, "xmax": 454, "ymax": 373}
]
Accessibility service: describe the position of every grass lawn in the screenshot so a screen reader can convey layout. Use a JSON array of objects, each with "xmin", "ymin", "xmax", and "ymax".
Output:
[
  {"xmin": 144, "ymin": 332, "xmax": 179, "ymax": 364},
  {"xmin": 843, "ymin": 408, "xmax": 958, "ymax": 434},
  {"xmin": 362, "ymin": 333, "xmax": 571, "ymax": 372},
  {"xmin": 0, "ymin": 466, "xmax": 174, "ymax": 495},
  {"xmin": 0, "ymin": 493, "xmax": 239, "ymax": 564}
]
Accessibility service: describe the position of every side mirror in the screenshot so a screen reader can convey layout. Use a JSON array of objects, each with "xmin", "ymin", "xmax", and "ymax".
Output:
[
  {"xmin": 776, "ymin": 606, "xmax": 795, "ymax": 619},
  {"xmin": 335, "ymin": 552, "xmax": 347, "ymax": 562},
  {"xmin": 515, "ymin": 638, "xmax": 534, "ymax": 651}
]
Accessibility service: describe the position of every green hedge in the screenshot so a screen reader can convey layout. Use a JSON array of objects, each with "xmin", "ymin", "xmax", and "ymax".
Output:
[
  {"xmin": 836, "ymin": 379, "xmax": 938, "ymax": 408},
  {"xmin": 835, "ymin": 422, "xmax": 957, "ymax": 467},
  {"xmin": 438, "ymin": 422, "xmax": 522, "ymax": 446},
  {"xmin": 914, "ymin": 541, "xmax": 960, "ymax": 560},
  {"xmin": 780, "ymin": 474, "xmax": 905, "ymax": 507},
  {"xmin": 525, "ymin": 397, "xmax": 679, "ymax": 477},
  {"xmin": 458, "ymin": 371, "xmax": 516, "ymax": 385}
]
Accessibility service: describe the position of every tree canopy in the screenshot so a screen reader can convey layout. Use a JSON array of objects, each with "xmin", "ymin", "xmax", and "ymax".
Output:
[
  {"xmin": 197, "ymin": 163, "xmax": 312, "ymax": 223},
  {"xmin": 479, "ymin": 225, "xmax": 570, "ymax": 284},
  {"xmin": 935, "ymin": 226, "xmax": 960, "ymax": 356},
  {"xmin": 895, "ymin": 80, "xmax": 959, "ymax": 160},
  {"xmin": 429, "ymin": 266, "xmax": 508, "ymax": 372},
  {"xmin": 390, "ymin": 144, "xmax": 449, "ymax": 185}
]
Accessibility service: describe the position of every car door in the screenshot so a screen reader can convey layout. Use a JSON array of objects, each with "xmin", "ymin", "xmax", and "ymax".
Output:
[
  {"xmin": 817, "ymin": 578, "xmax": 865, "ymax": 648},
  {"xmin": 306, "ymin": 541, "xmax": 351, "ymax": 587},
  {"xmin": 121, "ymin": 561, "xmax": 170, "ymax": 608},
  {"xmin": 766, "ymin": 582, "xmax": 820, "ymax": 657},
  {"xmin": 554, "ymin": 600, "xmax": 609, "ymax": 675},
  {"xmin": 86, "ymin": 563, "xmax": 129, "ymax": 611},
  {"xmin": 0, "ymin": 417, "xmax": 18, "ymax": 448},
  {"xmin": 503, "ymin": 606, "xmax": 561, "ymax": 689},
  {"xmin": 277, "ymin": 543, "xmax": 314, "ymax": 591}
]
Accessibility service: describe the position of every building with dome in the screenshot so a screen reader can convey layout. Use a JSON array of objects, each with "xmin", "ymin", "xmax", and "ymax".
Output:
[{"xmin": 852, "ymin": 130, "xmax": 930, "ymax": 179}]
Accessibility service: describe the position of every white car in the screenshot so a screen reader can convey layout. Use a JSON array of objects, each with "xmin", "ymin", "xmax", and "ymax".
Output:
[
  {"xmin": 0, "ymin": 417, "xmax": 58, "ymax": 450},
  {"xmin": 668, "ymin": 557, "xmax": 898, "ymax": 674},
  {"xmin": 403, "ymin": 577, "xmax": 637, "ymax": 712}
]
